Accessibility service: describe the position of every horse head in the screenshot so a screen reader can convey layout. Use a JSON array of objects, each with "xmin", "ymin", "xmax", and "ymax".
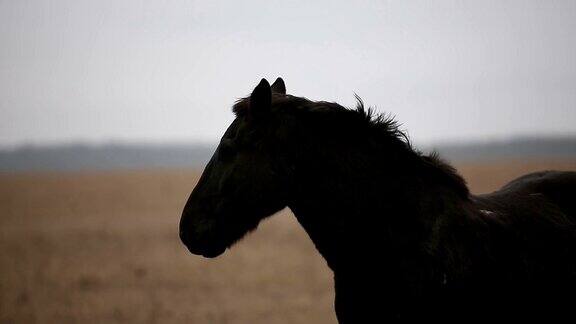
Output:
[{"xmin": 179, "ymin": 78, "xmax": 293, "ymax": 257}]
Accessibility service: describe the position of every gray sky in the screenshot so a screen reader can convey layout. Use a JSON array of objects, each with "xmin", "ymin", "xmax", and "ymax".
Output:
[{"xmin": 1, "ymin": 0, "xmax": 575, "ymax": 148}]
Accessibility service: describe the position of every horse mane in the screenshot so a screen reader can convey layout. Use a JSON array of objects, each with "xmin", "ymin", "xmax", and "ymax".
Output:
[
  {"xmin": 352, "ymin": 94, "xmax": 411, "ymax": 147},
  {"xmin": 351, "ymin": 96, "xmax": 469, "ymax": 198},
  {"xmin": 234, "ymin": 94, "xmax": 407, "ymax": 144},
  {"xmin": 233, "ymin": 94, "xmax": 470, "ymax": 198}
]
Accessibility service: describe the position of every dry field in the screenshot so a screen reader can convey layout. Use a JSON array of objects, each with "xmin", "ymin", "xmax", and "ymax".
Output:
[{"xmin": 1, "ymin": 160, "xmax": 575, "ymax": 323}]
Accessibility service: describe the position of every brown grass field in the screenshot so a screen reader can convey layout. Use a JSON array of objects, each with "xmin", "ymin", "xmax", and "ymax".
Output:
[{"xmin": 1, "ymin": 160, "xmax": 575, "ymax": 323}]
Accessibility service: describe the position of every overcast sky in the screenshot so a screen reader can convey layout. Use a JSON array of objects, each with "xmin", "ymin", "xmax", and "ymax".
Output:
[{"xmin": 1, "ymin": 0, "xmax": 575, "ymax": 148}]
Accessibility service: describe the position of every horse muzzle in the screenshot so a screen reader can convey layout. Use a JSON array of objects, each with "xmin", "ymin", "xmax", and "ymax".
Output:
[{"xmin": 179, "ymin": 215, "xmax": 226, "ymax": 258}]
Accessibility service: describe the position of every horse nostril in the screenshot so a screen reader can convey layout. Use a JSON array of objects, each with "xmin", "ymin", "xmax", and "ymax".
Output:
[
  {"xmin": 180, "ymin": 232, "xmax": 193, "ymax": 250},
  {"xmin": 179, "ymin": 217, "xmax": 191, "ymax": 246},
  {"xmin": 179, "ymin": 228, "xmax": 187, "ymax": 244}
]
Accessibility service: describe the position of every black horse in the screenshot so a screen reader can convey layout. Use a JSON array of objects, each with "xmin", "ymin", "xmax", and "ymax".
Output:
[{"xmin": 180, "ymin": 78, "xmax": 576, "ymax": 323}]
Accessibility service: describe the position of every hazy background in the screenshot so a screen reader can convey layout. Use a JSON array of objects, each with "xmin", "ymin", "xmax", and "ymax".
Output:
[
  {"xmin": 2, "ymin": 2, "xmax": 576, "ymax": 323},
  {"xmin": 2, "ymin": 0, "xmax": 575, "ymax": 151}
]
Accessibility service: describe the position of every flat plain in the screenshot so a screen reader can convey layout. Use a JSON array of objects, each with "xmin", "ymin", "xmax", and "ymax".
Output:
[{"xmin": 1, "ymin": 160, "xmax": 575, "ymax": 323}]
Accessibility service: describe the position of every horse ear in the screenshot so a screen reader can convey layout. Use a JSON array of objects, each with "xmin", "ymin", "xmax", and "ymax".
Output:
[
  {"xmin": 249, "ymin": 78, "xmax": 272, "ymax": 118},
  {"xmin": 271, "ymin": 77, "xmax": 286, "ymax": 95}
]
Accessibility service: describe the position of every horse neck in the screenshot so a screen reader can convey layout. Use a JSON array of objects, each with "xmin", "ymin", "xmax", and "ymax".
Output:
[{"xmin": 286, "ymin": 140, "xmax": 471, "ymax": 273}]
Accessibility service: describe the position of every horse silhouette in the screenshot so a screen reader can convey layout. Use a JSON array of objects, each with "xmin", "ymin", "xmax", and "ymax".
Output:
[{"xmin": 180, "ymin": 78, "xmax": 576, "ymax": 323}]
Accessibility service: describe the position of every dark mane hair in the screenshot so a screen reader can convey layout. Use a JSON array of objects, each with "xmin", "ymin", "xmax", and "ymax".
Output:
[
  {"xmin": 233, "ymin": 94, "xmax": 408, "ymax": 148},
  {"xmin": 233, "ymin": 93, "xmax": 469, "ymax": 198},
  {"xmin": 352, "ymin": 94, "xmax": 411, "ymax": 147}
]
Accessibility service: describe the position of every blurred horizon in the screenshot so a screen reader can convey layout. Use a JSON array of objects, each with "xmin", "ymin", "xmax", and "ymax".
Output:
[
  {"xmin": 2, "ymin": 0, "xmax": 576, "ymax": 148},
  {"xmin": 1, "ymin": 124, "xmax": 576, "ymax": 152},
  {"xmin": 1, "ymin": 136, "xmax": 576, "ymax": 172}
]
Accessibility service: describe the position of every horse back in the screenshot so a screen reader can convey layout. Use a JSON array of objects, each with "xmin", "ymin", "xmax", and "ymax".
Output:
[
  {"xmin": 491, "ymin": 170, "xmax": 576, "ymax": 219},
  {"xmin": 472, "ymin": 170, "xmax": 576, "ymax": 255},
  {"xmin": 440, "ymin": 171, "xmax": 576, "ymax": 322},
  {"xmin": 467, "ymin": 170, "xmax": 576, "ymax": 284}
]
